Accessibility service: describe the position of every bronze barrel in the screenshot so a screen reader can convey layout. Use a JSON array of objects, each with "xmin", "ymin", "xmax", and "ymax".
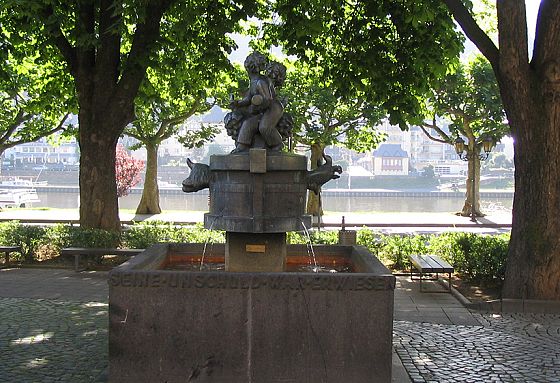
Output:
[{"xmin": 204, "ymin": 151, "xmax": 312, "ymax": 233}]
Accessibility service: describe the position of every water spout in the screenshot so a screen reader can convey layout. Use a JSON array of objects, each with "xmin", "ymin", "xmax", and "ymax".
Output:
[
  {"xmin": 300, "ymin": 219, "xmax": 318, "ymax": 272},
  {"xmin": 200, "ymin": 210, "xmax": 223, "ymax": 270}
]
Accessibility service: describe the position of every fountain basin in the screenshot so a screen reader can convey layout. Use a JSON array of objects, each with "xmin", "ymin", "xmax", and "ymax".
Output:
[{"xmin": 108, "ymin": 243, "xmax": 395, "ymax": 382}]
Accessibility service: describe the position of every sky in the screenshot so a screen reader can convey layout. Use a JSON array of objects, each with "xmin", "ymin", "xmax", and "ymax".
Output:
[
  {"xmin": 526, "ymin": 0, "xmax": 540, "ymax": 33},
  {"xmin": 462, "ymin": 1, "xmax": 540, "ymax": 58}
]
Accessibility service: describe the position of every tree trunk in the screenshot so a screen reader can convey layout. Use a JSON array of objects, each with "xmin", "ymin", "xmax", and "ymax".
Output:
[
  {"xmin": 78, "ymin": 124, "xmax": 120, "ymax": 232},
  {"xmin": 76, "ymin": 67, "xmax": 136, "ymax": 232},
  {"xmin": 444, "ymin": 0, "xmax": 560, "ymax": 300},
  {"xmin": 306, "ymin": 143, "xmax": 324, "ymax": 218},
  {"xmin": 502, "ymin": 84, "xmax": 560, "ymax": 300},
  {"xmin": 499, "ymin": 25, "xmax": 560, "ymax": 299},
  {"xmin": 460, "ymin": 149, "xmax": 483, "ymax": 217},
  {"xmin": 0, "ymin": 149, "xmax": 5, "ymax": 177},
  {"xmin": 136, "ymin": 142, "xmax": 161, "ymax": 214}
]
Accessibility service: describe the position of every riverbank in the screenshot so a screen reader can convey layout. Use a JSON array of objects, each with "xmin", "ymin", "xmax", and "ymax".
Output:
[
  {"xmin": 8, "ymin": 184, "xmax": 514, "ymax": 198},
  {"xmin": 22, "ymin": 188, "xmax": 513, "ymax": 213},
  {"xmin": 0, "ymin": 208, "xmax": 512, "ymax": 234}
]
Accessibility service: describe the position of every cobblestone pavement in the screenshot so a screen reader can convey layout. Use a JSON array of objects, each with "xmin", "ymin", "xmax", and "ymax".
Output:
[
  {"xmin": 0, "ymin": 268, "xmax": 108, "ymax": 302},
  {"xmin": 2, "ymin": 269, "xmax": 560, "ymax": 382},
  {"xmin": 0, "ymin": 297, "xmax": 108, "ymax": 383},
  {"xmin": 394, "ymin": 313, "xmax": 560, "ymax": 382}
]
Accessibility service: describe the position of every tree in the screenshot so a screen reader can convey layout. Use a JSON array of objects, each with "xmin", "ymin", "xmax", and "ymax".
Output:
[
  {"xmin": 0, "ymin": 22, "xmax": 75, "ymax": 164},
  {"xmin": 263, "ymin": 0, "xmax": 463, "ymax": 218},
  {"xmin": 125, "ymin": 59, "xmax": 233, "ymax": 214},
  {"xmin": 268, "ymin": 0, "xmax": 560, "ymax": 299},
  {"xmin": 201, "ymin": 143, "xmax": 229, "ymax": 164},
  {"xmin": 280, "ymin": 62, "xmax": 385, "ymax": 217},
  {"xmin": 128, "ymin": 119, "xmax": 218, "ymax": 214},
  {"xmin": 115, "ymin": 143, "xmax": 144, "ymax": 198},
  {"xmin": 442, "ymin": 0, "xmax": 560, "ymax": 299},
  {"xmin": 418, "ymin": 55, "xmax": 508, "ymax": 217},
  {"xmin": 483, "ymin": 152, "xmax": 513, "ymax": 171},
  {"xmin": 422, "ymin": 164, "xmax": 435, "ymax": 179},
  {"xmin": 264, "ymin": 0, "xmax": 464, "ymax": 128},
  {"xmin": 3, "ymin": 1, "xmax": 262, "ymax": 231}
]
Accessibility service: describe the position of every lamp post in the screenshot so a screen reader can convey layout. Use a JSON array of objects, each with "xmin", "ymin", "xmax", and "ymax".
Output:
[{"xmin": 454, "ymin": 135, "xmax": 494, "ymax": 222}]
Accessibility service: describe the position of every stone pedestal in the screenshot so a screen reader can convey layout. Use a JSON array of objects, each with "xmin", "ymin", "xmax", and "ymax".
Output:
[{"xmin": 226, "ymin": 232, "xmax": 287, "ymax": 272}]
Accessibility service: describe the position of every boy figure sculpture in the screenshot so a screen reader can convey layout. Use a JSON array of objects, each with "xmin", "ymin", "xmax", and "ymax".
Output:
[{"xmin": 225, "ymin": 52, "xmax": 288, "ymax": 152}]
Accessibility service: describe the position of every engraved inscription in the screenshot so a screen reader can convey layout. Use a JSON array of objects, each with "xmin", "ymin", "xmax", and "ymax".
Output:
[{"xmin": 109, "ymin": 272, "xmax": 392, "ymax": 291}]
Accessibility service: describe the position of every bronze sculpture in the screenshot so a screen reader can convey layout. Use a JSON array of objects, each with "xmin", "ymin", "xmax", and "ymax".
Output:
[
  {"xmin": 185, "ymin": 52, "xmax": 342, "ymax": 196},
  {"xmin": 225, "ymin": 52, "xmax": 290, "ymax": 152}
]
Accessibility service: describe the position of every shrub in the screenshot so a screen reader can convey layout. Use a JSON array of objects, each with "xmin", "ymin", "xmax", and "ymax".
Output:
[
  {"xmin": 178, "ymin": 223, "xmax": 225, "ymax": 244},
  {"xmin": 0, "ymin": 221, "xmax": 21, "ymax": 247},
  {"xmin": 12, "ymin": 225, "xmax": 47, "ymax": 262},
  {"xmin": 427, "ymin": 232, "xmax": 468, "ymax": 269},
  {"xmin": 122, "ymin": 221, "xmax": 176, "ymax": 249},
  {"xmin": 0, "ymin": 219, "xmax": 510, "ymax": 282},
  {"xmin": 0, "ymin": 221, "xmax": 59, "ymax": 261},
  {"xmin": 287, "ymin": 229, "xmax": 338, "ymax": 245},
  {"xmin": 44, "ymin": 224, "xmax": 120, "ymax": 250},
  {"xmin": 375, "ymin": 233, "xmax": 429, "ymax": 270},
  {"xmin": 429, "ymin": 232, "xmax": 509, "ymax": 282},
  {"xmin": 355, "ymin": 229, "xmax": 509, "ymax": 283},
  {"xmin": 287, "ymin": 231, "xmax": 305, "ymax": 244},
  {"xmin": 115, "ymin": 143, "xmax": 144, "ymax": 197},
  {"xmin": 122, "ymin": 222, "xmax": 225, "ymax": 249},
  {"xmin": 356, "ymin": 228, "xmax": 384, "ymax": 255},
  {"xmin": 0, "ymin": 221, "xmax": 43, "ymax": 262}
]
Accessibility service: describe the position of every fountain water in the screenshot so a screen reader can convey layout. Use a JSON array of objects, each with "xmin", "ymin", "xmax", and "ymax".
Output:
[
  {"xmin": 199, "ymin": 209, "xmax": 223, "ymax": 270},
  {"xmin": 300, "ymin": 219, "xmax": 319, "ymax": 272},
  {"xmin": 108, "ymin": 53, "xmax": 395, "ymax": 382}
]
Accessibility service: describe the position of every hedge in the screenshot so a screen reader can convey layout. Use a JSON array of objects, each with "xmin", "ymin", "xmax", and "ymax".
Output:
[{"xmin": 0, "ymin": 221, "xmax": 509, "ymax": 283}]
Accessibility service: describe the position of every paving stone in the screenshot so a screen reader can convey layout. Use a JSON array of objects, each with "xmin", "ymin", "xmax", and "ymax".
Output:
[
  {"xmin": 3, "ymin": 270, "xmax": 560, "ymax": 382},
  {"xmin": 394, "ymin": 313, "xmax": 560, "ymax": 382},
  {"xmin": 0, "ymin": 297, "xmax": 108, "ymax": 383}
]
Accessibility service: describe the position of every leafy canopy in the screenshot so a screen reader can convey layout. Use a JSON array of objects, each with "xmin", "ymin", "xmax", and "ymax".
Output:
[
  {"xmin": 421, "ymin": 55, "xmax": 508, "ymax": 145},
  {"xmin": 2, "ymin": 0, "xmax": 264, "ymax": 76},
  {"xmin": 1, "ymin": 0, "xmax": 266, "ymax": 139},
  {"xmin": 280, "ymin": 61, "xmax": 386, "ymax": 153},
  {"xmin": 261, "ymin": 0, "xmax": 463, "ymax": 128},
  {"xmin": 0, "ymin": 18, "xmax": 76, "ymax": 151},
  {"xmin": 126, "ymin": 49, "xmax": 243, "ymax": 150}
]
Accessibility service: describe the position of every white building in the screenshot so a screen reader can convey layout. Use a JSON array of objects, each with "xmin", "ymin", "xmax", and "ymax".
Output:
[
  {"xmin": 3, "ymin": 137, "xmax": 79, "ymax": 166},
  {"xmin": 375, "ymin": 120, "xmax": 469, "ymax": 176},
  {"xmin": 372, "ymin": 144, "xmax": 409, "ymax": 175}
]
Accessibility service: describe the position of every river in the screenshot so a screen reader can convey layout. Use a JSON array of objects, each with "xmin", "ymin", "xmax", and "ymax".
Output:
[{"xmin": 36, "ymin": 190, "xmax": 513, "ymax": 213}]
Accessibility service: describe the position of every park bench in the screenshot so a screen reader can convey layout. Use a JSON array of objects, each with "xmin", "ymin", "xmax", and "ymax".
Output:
[
  {"xmin": 0, "ymin": 246, "xmax": 22, "ymax": 266},
  {"xmin": 61, "ymin": 247, "xmax": 144, "ymax": 272},
  {"xmin": 408, "ymin": 254, "xmax": 454, "ymax": 293}
]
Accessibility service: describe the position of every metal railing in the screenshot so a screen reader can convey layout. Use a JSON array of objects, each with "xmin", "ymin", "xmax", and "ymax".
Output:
[{"xmin": 0, "ymin": 217, "xmax": 512, "ymax": 230}]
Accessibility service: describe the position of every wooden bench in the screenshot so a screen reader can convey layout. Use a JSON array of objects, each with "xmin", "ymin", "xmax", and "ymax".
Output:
[
  {"xmin": 61, "ymin": 247, "xmax": 144, "ymax": 272},
  {"xmin": 0, "ymin": 246, "xmax": 22, "ymax": 266},
  {"xmin": 408, "ymin": 254, "xmax": 454, "ymax": 292}
]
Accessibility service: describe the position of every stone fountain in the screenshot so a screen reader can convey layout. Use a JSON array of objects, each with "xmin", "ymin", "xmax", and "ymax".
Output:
[{"xmin": 108, "ymin": 53, "xmax": 395, "ymax": 382}]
